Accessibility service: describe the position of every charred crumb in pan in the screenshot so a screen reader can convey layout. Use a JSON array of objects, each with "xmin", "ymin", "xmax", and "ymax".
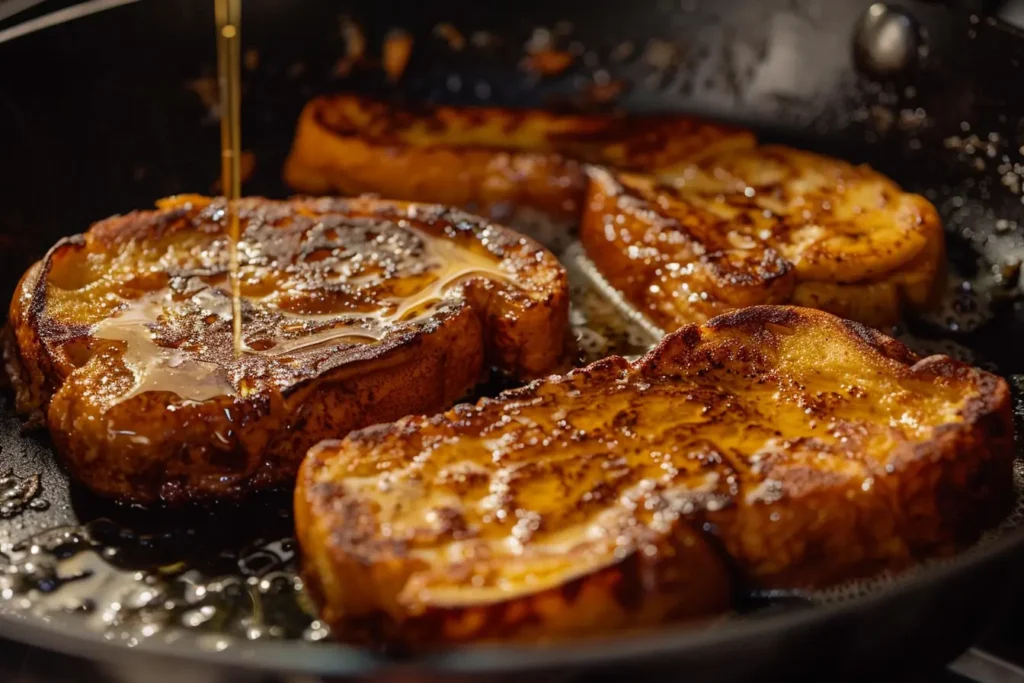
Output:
[
  {"xmin": 295, "ymin": 305, "xmax": 1013, "ymax": 646},
  {"xmin": 4, "ymin": 195, "xmax": 569, "ymax": 505}
]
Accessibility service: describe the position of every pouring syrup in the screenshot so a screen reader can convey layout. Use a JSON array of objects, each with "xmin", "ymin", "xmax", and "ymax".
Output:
[{"xmin": 215, "ymin": 0, "xmax": 244, "ymax": 357}]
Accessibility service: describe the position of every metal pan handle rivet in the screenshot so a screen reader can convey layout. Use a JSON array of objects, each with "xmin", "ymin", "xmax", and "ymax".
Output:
[{"xmin": 853, "ymin": 3, "xmax": 924, "ymax": 76}]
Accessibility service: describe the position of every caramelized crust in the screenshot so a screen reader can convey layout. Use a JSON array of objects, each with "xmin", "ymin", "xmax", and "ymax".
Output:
[
  {"xmin": 4, "ymin": 196, "xmax": 568, "ymax": 504},
  {"xmin": 582, "ymin": 147, "xmax": 945, "ymax": 329},
  {"xmin": 296, "ymin": 306, "xmax": 1013, "ymax": 646},
  {"xmin": 283, "ymin": 94, "xmax": 753, "ymax": 236}
]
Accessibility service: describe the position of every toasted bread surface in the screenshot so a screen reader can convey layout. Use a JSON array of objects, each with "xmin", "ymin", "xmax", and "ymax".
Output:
[
  {"xmin": 296, "ymin": 306, "xmax": 1012, "ymax": 645},
  {"xmin": 4, "ymin": 196, "xmax": 568, "ymax": 504},
  {"xmin": 582, "ymin": 147, "xmax": 945, "ymax": 329},
  {"xmin": 283, "ymin": 95, "xmax": 753, "ymax": 234}
]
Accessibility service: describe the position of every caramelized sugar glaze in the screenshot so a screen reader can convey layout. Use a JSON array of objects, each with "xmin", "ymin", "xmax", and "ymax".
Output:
[
  {"xmin": 297, "ymin": 306, "xmax": 1013, "ymax": 646},
  {"xmin": 3, "ymin": 196, "xmax": 568, "ymax": 504}
]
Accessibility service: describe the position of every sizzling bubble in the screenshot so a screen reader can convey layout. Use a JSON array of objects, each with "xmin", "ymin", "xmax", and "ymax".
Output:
[{"xmin": 0, "ymin": 516, "xmax": 326, "ymax": 645}]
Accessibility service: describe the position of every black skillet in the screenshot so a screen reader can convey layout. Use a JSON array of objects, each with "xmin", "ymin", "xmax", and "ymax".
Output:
[{"xmin": 1, "ymin": 0, "xmax": 1024, "ymax": 680}]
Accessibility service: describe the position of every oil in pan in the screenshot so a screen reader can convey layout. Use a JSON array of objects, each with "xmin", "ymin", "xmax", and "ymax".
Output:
[{"xmin": 0, "ymin": 485, "xmax": 326, "ymax": 647}]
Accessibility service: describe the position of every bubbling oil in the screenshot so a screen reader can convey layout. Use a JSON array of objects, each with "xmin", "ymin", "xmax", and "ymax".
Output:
[
  {"xmin": 0, "ymin": 469, "xmax": 44, "ymax": 518},
  {"xmin": 0, "ymin": 514, "xmax": 325, "ymax": 646}
]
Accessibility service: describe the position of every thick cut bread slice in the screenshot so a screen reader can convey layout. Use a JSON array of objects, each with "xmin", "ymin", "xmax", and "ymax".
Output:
[
  {"xmin": 4, "ymin": 196, "xmax": 568, "ymax": 504},
  {"xmin": 582, "ymin": 147, "xmax": 945, "ymax": 329},
  {"xmin": 283, "ymin": 95, "xmax": 753, "ymax": 242},
  {"xmin": 296, "ymin": 306, "xmax": 1013, "ymax": 646}
]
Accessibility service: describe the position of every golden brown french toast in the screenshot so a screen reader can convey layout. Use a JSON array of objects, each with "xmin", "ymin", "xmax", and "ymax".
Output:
[
  {"xmin": 283, "ymin": 94, "xmax": 753, "ymax": 241},
  {"xmin": 296, "ymin": 306, "xmax": 1013, "ymax": 646},
  {"xmin": 284, "ymin": 97, "xmax": 944, "ymax": 327},
  {"xmin": 4, "ymin": 196, "xmax": 568, "ymax": 504},
  {"xmin": 582, "ymin": 147, "xmax": 945, "ymax": 329}
]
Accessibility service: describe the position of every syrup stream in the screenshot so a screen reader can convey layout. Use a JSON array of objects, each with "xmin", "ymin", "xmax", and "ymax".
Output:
[{"xmin": 215, "ymin": 0, "xmax": 243, "ymax": 357}]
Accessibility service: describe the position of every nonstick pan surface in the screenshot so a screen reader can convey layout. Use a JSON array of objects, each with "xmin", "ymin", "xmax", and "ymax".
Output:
[{"xmin": 1, "ymin": 1, "xmax": 1024, "ymax": 680}]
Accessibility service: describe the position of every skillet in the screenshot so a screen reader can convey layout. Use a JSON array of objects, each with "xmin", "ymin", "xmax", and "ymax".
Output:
[{"xmin": 0, "ymin": 0, "xmax": 1024, "ymax": 680}]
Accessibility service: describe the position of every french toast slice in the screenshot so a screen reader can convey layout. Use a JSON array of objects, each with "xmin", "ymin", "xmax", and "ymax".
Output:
[
  {"xmin": 4, "ymin": 196, "xmax": 569, "ymax": 504},
  {"xmin": 296, "ymin": 306, "xmax": 1013, "ymax": 646},
  {"xmin": 582, "ymin": 147, "xmax": 945, "ymax": 329},
  {"xmin": 283, "ymin": 95, "xmax": 753, "ymax": 244}
]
